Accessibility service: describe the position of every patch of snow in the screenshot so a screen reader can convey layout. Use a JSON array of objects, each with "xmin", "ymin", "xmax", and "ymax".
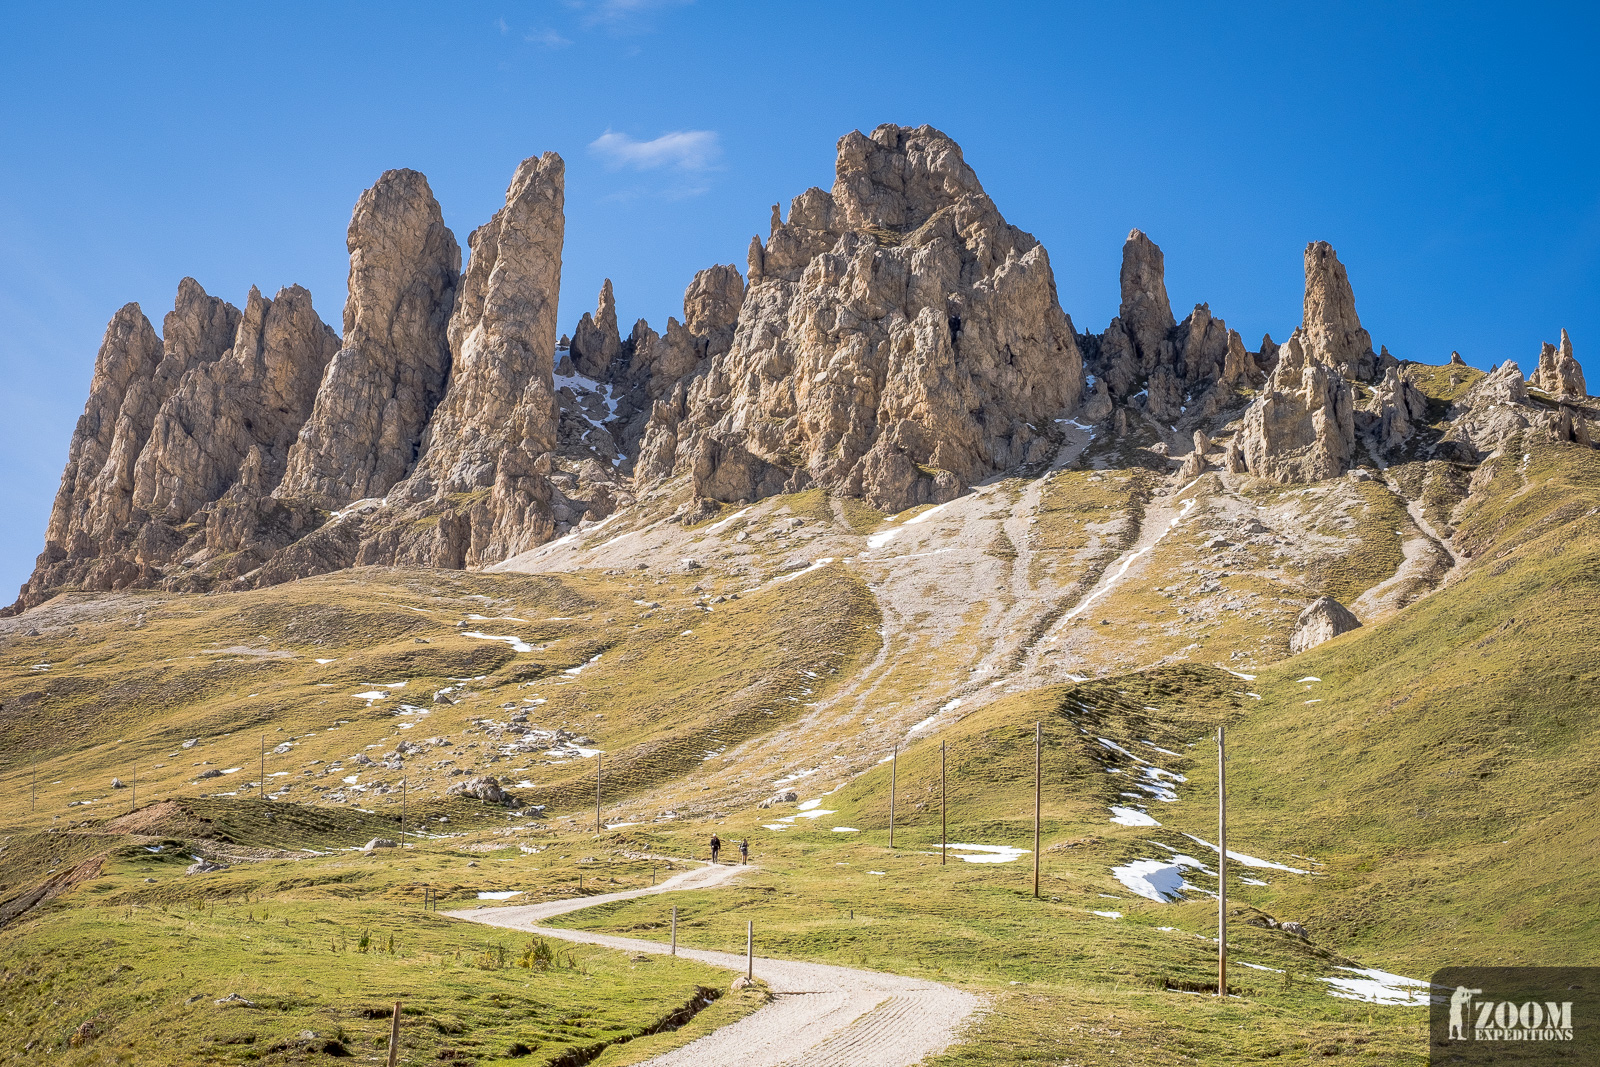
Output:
[
  {"xmin": 1240, "ymin": 877, "xmax": 1269, "ymax": 886},
  {"xmin": 1057, "ymin": 496, "xmax": 1197, "ymax": 627},
  {"xmin": 463, "ymin": 632, "xmax": 533, "ymax": 654},
  {"xmin": 353, "ymin": 691, "xmax": 387, "ymax": 701},
  {"xmin": 1319, "ymin": 967, "xmax": 1429, "ymax": 1006},
  {"xmin": 702, "ymin": 506, "xmax": 752, "ymax": 534},
  {"xmin": 768, "ymin": 557, "xmax": 835, "ymax": 585},
  {"xmin": 476, "ymin": 891, "xmax": 524, "ymax": 901},
  {"xmin": 1112, "ymin": 854, "xmax": 1215, "ymax": 901},
  {"xmin": 315, "ymin": 658, "xmax": 336, "ymax": 664},
  {"xmin": 1237, "ymin": 960, "xmax": 1283, "ymax": 972},
  {"xmin": 1091, "ymin": 910, "xmax": 1122, "ymax": 919},
  {"xmin": 1224, "ymin": 669, "xmax": 1256, "ymax": 680},
  {"xmin": 563, "ymin": 654, "xmax": 601, "ymax": 677},
  {"xmin": 1297, "ymin": 676, "xmax": 1321, "ymax": 682},
  {"xmin": 466, "ymin": 613, "xmax": 529, "ymax": 623},
  {"xmin": 831, "ymin": 826, "xmax": 860, "ymax": 833},
  {"xmin": 1141, "ymin": 740, "xmax": 1181, "ymax": 757},
  {"xmin": 1180, "ymin": 833, "xmax": 1307, "ymax": 873},
  {"xmin": 945, "ymin": 843, "xmax": 1030, "ymax": 865},
  {"xmin": 797, "ymin": 799, "xmax": 823, "ymax": 811},
  {"xmin": 1110, "ymin": 806, "xmax": 1160, "ymax": 827}
]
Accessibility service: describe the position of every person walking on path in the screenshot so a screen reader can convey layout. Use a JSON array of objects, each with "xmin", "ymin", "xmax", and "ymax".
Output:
[
  {"xmin": 710, "ymin": 834, "xmax": 721, "ymax": 864},
  {"xmin": 739, "ymin": 839, "xmax": 749, "ymax": 864}
]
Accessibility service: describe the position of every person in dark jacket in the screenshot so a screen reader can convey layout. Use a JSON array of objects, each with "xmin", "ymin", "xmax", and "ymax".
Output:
[
  {"xmin": 738, "ymin": 839, "xmax": 749, "ymax": 864},
  {"xmin": 709, "ymin": 834, "xmax": 721, "ymax": 864}
]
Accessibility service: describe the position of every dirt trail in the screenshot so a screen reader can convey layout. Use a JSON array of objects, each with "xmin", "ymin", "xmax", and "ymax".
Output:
[{"xmin": 445, "ymin": 863, "xmax": 982, "ymax": 1067}]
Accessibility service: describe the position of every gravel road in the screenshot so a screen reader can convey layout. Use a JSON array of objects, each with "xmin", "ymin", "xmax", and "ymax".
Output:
[{"xmin": 445, "ymin": 862, "xmax": 982, "ymax": 1066}]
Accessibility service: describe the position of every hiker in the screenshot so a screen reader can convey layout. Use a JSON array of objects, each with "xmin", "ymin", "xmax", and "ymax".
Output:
[
  {"xmin": 739, "ymin": 839, "xmax": 749, "ymax": 864},
  {"xmin": 710, "ymin": 833, "xmax": 721, "ymax": 864}
]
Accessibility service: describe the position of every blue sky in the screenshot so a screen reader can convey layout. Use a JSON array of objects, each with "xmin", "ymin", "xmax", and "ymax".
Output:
[{"xmin": 1, "ymin": 1, "xmax": 1597, "ymax": 599}]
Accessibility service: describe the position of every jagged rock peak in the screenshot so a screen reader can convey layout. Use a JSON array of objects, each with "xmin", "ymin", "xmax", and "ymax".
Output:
[
  {"xmin": 1300, "ymin": 241, "xmax": 1377, "ymax": 381},
  {"xmin": 1363, "ymin": 364, "xmax": 1429, "ymax": 453},
  {"xmin": 682, "ymin": 264, "xmax": 744, "ymax": 346},
  {"xmin": 570, "ymin": 278, "xmax": 622, "ymax": 380},
  {"xmin": 1119, "ymin": 229, "xmax": 1176, "ymax": 349},
  {"xmin": 388, "ymin": 151, "xmax": 565, "ymax": 566},
  {"xmin": 279, "ymin": 169, "xmax": 461, "ymax": 509},
  {"xmin": 1228, "ymin": 333, "xmax": 1354, "ymax": 483},
  {"xmin": 646, "ymin": 123, "xmax": 1083, "ymax": 512},
  {"xmin": 1533, "ymin": 329, "xmax": 1586, "ymax": 399}
]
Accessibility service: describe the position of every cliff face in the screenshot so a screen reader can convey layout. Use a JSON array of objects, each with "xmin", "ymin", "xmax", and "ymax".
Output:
[
  {"xmin": 638, "ymin": 124, "xmax": 1085, "ymax": 513},
  {"xmin": 9, "ymin": 127, "xmax": 1595, "ymax": 615}
]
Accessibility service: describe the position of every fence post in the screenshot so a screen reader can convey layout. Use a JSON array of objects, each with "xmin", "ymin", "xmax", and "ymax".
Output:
[
  {"xmin": 941, "ymin": 740, "xmax": 947, "ymax": 866},
  {"xmin": 1218, "ymin": 725, "xmax": 1228, "ymax": 998},
  {"xmin": 746, "ymin": 920, "xmax": 753, "ymax": 981},
  {"xmin": 889, "ymin": 745, "xmax": 897, "ymax": 848},
  {"xmin": 595, "ymin": 753, "xmax": 602, "ymax": 833},
  {"xmin": 671, "ymin": 906, "xmax": 677, "ymax": 956},
  {"xmin": 259, "ymin": 736, "xmax": 265, "ymax": 802},
  {"xmin": 1033, "ymin": 721, "xmax": 1041, "ymax": 898},
  {"xmin": 386, "ymin": 1001, "xmax": 402, "ymax": 1067}
]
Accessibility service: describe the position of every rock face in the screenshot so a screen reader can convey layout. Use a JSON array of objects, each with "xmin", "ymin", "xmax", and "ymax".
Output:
[
  {"xmin": 1532, "ymin": 330, "xmax": 1586, "ymax": 399},
  {"xmin": 1229, "ymin": 334, "xmax": 1355, "ymax": 482},
  {"xmin": 380, "ymin": 153, "xmax": 565, "ymax": 567},
  {"xmin": 1290, "ymin": 596, "xmax": 1363, "ymax": 653},
  {"xmin": 569, "ymin": 279, "xmax": 622, "ymax": 380},
  {"xmin": 1298, "ymin": 241, "xmax": 1376, "ymax": 381},
  {"xmin": 279, "ymin": 169, "xmax": 460, "ymax": 508},
  {"xmin": 642, "ymin": 124, "xmax": 1084, "ymax": 512},
  {"xmin": 1361, "ymin": 365, "xmax": 1430, "ymax": 453}
]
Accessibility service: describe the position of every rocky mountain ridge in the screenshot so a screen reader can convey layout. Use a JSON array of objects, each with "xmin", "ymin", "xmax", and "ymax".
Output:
[{"xmin": 7, "ymin": 123, "xmax": 1593, "ymax": 616}]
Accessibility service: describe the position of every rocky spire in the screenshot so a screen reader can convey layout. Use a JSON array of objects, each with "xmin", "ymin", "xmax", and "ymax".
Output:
[
  {"xmin": 278, "ymin": 170, "xmax": 460, "ymax": 509},
  {"xmin": 1119, "ymin": 229, "xmax": 1176, "ymax": 361},
  {"xmin": 1299, "ymin": 241, "xmax": 1376, "ymax": 381},
  {"xmin": 639, "ymin": 124, "xmax": 1083, "ymax": 512},
  {"xmin": 130, "ymin": 285, "xmax": 338, "ymax": 523},
  {"xmin": 1532, "ymin": 329, "xmax": 1586, "ymax": 399},
  {"xmin": 570, "ymin": 278, "xmax": 622, "ymax": 380},
  {"xmin": 1228, "ymin": 333, "xmax": 1354, "ymax": 482},
  {"xmin": 387, "ymin": 152, "xmax": 564, "ymax": 566}
]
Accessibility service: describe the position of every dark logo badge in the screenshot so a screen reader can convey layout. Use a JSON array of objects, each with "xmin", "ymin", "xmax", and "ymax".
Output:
[{"xmin": 1431, "ymin": 968, "xmax": 1600, "ymax": 1063}]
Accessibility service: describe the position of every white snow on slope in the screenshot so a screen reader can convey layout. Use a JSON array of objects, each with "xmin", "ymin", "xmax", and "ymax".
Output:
[
  {"xmin": 1319, "ymin": 967, "xmax": 1429, "ymax": 1005},
  {"xmin": 1110, "ymin": 806, "xmax": 1160, "ymax": 827},
  {"xmin": 1180, "ymin": 833, "xmax": 1307, "ymax": 873},
  {"xmin": 463, "ymin": 632, "xmax": 533, "ymax": 653}
]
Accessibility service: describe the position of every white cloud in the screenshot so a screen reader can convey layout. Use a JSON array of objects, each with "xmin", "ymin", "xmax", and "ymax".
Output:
[
  {"xmin": 525, "ymin": 28, "xmax": 573, "ymax": 47},
  {"xmin": 589, "ymin": 129, "xmax": 720, "ymax": 173},
  {"xmin": 589, "ymin": 0, "xmax": 693, "ymax": 23}
]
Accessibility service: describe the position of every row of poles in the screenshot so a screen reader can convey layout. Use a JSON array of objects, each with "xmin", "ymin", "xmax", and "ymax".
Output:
[{"xmin": 882, "ymin": 722, "xmax": 1230, "ymax": 998}]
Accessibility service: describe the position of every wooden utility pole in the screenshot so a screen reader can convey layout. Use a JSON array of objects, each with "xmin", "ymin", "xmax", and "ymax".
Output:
[
  {"xmin": 670, "ymin": 906, "xmax": 677, "ymax": 956},
  {"xmin": 259, "ymin": 736, "xmax": 265, "ymax": 801},
  {"xmin": 1217, "ymin": 725, "xmax": 1227, "ymax": 998},
  {"xmin": 32, "ymin": 760, "xmax": 37, "ymax": 813},
  {"xmin": 400, "ymin": 778, "xmax": 407, "ymax": 839},
  {"xmin": 1033, "ymin": 722, "xmax": 1042, "ymax": 898},
  {"xmin": 941, "ymin": 741, "xmax": 948, "ymax": 866},
  {"xmin": 386, "ymin": 1001, "xmax": 402, "ymax": 1067},
  {"xmin": 888, "ymin": 745, "xmax": 897, "ymax": 848},
  {"xmin": 746, "ymin": 920, "xmax": 753, "ymax": 980},
  {"xmin": 130, "ymin": 763, "xmax": 136, "ymax": 813},
  {"xmin": 595, "ymin": 753, "xmax": 602, "ymax": 833}
]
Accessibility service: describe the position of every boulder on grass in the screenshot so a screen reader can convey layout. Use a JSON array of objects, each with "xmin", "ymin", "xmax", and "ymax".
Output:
[{"xmin": 1289, "ymin": 596, "xmax": 1361, "ymax": 653}]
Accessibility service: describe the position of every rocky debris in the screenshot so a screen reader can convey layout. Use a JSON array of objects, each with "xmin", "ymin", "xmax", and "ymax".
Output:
[
  {"xmin": 1229, "ymin": 335, "xmax": 1355, "ymax": 483},
  {"xmin": 371, "ymin": 152, "xmax": 566, "ymax": 569},
  {"xmin": 1289, "ymin": 596, "xmax": 1363, "ymax": 653},
  {"xmin": 278, "ymin": 169, "xmax": 460, "ymax": 509},
  {"xmin": 214, "ymin": 993, "xmax": 255, "ymax": 1006},
  {"xmin": 570, "ymin": 279, "xmax": 623, "ymax": 380},
  {"xmin": 1532, "ymin": 329, "xmax": 1587, "ymax": 399},
  {"xmin": 1361, "ymin": 365, "xmax": 1429, "ymax": 453},
  {"xmin": 1441, "ymin": 360, "xmax": 1539, "ymax": 459},
  {"xmin": 362, "ymin": 838, "xmax": 399, "ymax": 851},
  {"xmin": 1278, "ymin": 920, "xmax": 1309, "ymax": 939},
  {"xmin": 447, "ymin": 775, "xmax": 515, "ymax": 804},
  {"xmin": 640, "ymin": 124, "xmax": 1084, "ymax": 513},
  {"xmin": 195, "ymin": 769, "xmax": 224, "ymax": 780},
  {"xmin": 110, "ymin": 778, "xmax": 126, "ymax": 789},
  {"xmin": 186, "ymin": 858, "xmax": 228, "ymax": 875},
  {"xmin": 1299, "ymin": 241, "xmax": 1376, "ymax": 381},
  {"xmin": 1177, "ymin": 431, "xmax": 1210, "ymax": 480},
  {"xmin": 757, "ymin": 789, "xmax": 799, "ymax": 809}
]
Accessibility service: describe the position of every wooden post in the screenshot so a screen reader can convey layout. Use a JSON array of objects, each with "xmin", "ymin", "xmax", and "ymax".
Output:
[
  {"xmin": 400, "ymin": 778, "xmax": 407, "ymax": 839},
  {"xmin": 386, "ymin": 1001, "xmax": 401, "ymax": 1067},
  {"xmin": 941, "ymin": 740, "xmax": 948, "ymax": 866},
  {"xmin": 1216, "ymin": 726, "xmax": 1228, "ymax": 1004},
  {"xmin": 32, "ymin": 760, "xmax": 37, "ymax": 813},
  {"xmin": 670, "ymin": 906, "xmax": 677, "ymax": 956},
  {"xmin": 746, "ymin": 920, "xmax": 753, "ymax": 980},
  {"xmin": 889, "ymin": 745, "xmax": 897, "ymax": 848},
  {"xmin": 595, "ymin": 753, "xmax": 602, "ymax": 833},
  {"xmin": 1033, "ymin": 722, "xmax": 1041, "ymax": 898},
  {"xmin": 259, "ymin": 736, "xmax": 265, "ymax": 802},
  {"xmin": 131, "ymin": 762, "xmax": 136, "ymax": 813}
]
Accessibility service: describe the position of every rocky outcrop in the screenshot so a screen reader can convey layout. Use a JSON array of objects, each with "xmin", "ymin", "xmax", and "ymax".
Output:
[
  {"xmin": 278, "ymin": 169, "xmax": 460, "ymax": 508},
  {"xmin": 1441, "ymin": 361, "xmax": 1535, "ymax": 459},
  {"xmin": 374, "ymin": 152, "xmax": 565, "ymax": 568},
  {"xmin": 1091, "ymin": 230, "xmax": 1258, "ymax": 420},
  {"xmin": 1361, "ymin": 365, "xmax": 1429, "ymax": 453},
  {"xmin": 642, "ymin": 124, "xmax": 1084, "ymax": 512},
  {"xmin": 1290, "ymin": 596, "xmax": 1362, "ymax": 653},
  {"xmin": 569, "ymin": 279, "xmax": 622, "ymax": 380},
  {"xmin": 1228, "ymin": 334, "xmax": 1355, "ymax": 482},
  {"xmin": 1299, "ymin": 241, "xmax": 1376, "ymax": 381},
  {"xmin": 1532, "ymin": 329, "xmax": 1586, "ymax": 399}
]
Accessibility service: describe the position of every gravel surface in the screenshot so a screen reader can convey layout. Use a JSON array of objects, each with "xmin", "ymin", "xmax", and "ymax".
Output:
[{"xmin": 446, "ymin": 862, "xmax": 983, "ymax": 1067}]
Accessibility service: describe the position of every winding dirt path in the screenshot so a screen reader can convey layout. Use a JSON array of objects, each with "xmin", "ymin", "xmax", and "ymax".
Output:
[{"xmin": 445, "ymin": 863, "xmax": 982, "ymax": 1067}]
